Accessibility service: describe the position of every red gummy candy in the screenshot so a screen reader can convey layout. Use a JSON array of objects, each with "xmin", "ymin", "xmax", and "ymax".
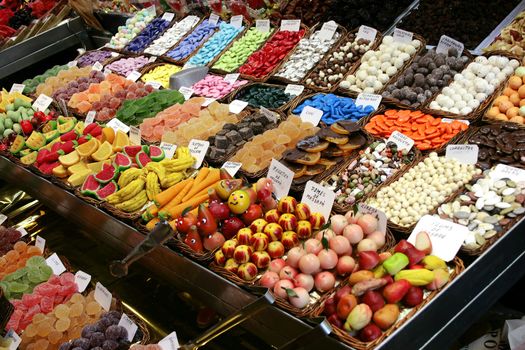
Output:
[
  {"xmin": 22, "ymin": 293, "xmax": 41, "ymax": 307},
  {"xmin": 40, "ymin": 296, "xmax": 54, "ymax": 313},
  {"xmin": 59, "ymin": 272, "xmax": 76, "ymax": 285},
  {"xmin": 36, "ymin": 283, "xmax": 59, "ymax": 297},
  {"xmin": 48, "ymin": 275, "xmax": 62, "ymax": 285}
]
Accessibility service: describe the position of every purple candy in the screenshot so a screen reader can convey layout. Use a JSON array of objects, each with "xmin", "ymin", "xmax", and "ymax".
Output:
[
  {"xmin": 105, "ymin": 56, "xmax": 150, "ymax": 76},
  {"xmin": 77, "ymin": 50, "xmax": 113, "ymax": 68},
  {"xmin": 126, "ymin": 18, "xmax": 171, "ymax": 53}
]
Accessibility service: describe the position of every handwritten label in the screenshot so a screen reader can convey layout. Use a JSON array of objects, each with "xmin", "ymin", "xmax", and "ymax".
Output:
[
  {"xmin": 129, "ymin": 126, "xmax": 141, "ymax": 145},
  {"xmin": 6, "ymin": 330, "xmax": 21, "ymax": 350},
  {"xmin": 491, "ymin": 164, "xmax": 525, "ymax": 182},
  {"xmin": 230, "ymin": 15, "xmax": 243, "ymax": 29},
  {"xmin": 441, "ymin": 118, "xmax": 469, "ymax": 125},
  {"xmin": 446, "ymin": 144, "xmax": 478, "ymax": 165},
  {"xmin": 160, "ymin": 142, "xmax": 177, "ymax": 159},
  {"xmin": 436, "ymin": 35, "xmax": 464, "ymax": 57},
  {"xmin": 159, "ymin": 331, "xmax": 180, "ymax": 350},
  {"xmin": 107, "ymin": 119, "xmax": 130, "ymax": 134},
  {"xmin": 93, "ymin": 61, "xmax": 104, "ymax": 71},
  {"xmin": 267, "ymin": 159, "xmax": 294, "ymax": 199},
  {"xmin": 17, "ymin": 227, "xmax": 28, "ymax": 237},
  {"xmin": 118, "ymin": 314, "xmax": 138, "ymax": 342},
  {"xmin": 209, "ymin": 13, "xmax": 220, "ymax": 25},
  {"xmin": 202, "ymin": 97, "xmax": 216, "ymax": 107},
  {"xmin": 224, "ymin": 73, "xmax": 239, "ymax": 84},
  {"xmin": 104, "ymin": 67, "xmax": 112, "ymax": 76},
  {"xmin": 299, "ymin": 106, "xmax": 323, "ymax": 126},
  {"xmin": 148, "ymin": 56, "xmax": 157, "ymax": 63},
  {"xmin": 0, "ymin": 214, "xmax": 7, "ymax": 225},
  {"xmin": 94, "ymin": 282, "xmax": 112, "ymax": 311},
  {"xmin": 162, "ymin": 12, "xmax": 175, "ymax": 21},
  {"xmin": 85, "ymin": 111, "xmax": 96, "ymax": 125},
  {"xmin": 393, "ymin": 28, "xmax": 413, "ymax": 43},
  {"xmin": 179, "ymin": 86, "xmax": 194, "ymax": 100},
  {"xmin": 387, "ymin": 131, "xmax": 414, "ymax": 151},
  {"xmin": 74, "ymin": 270, "xmax": 91, "ymax": 293},
  {"xmin": 35, "ymin": 235, "xmax": 45, "ymax": 251},
  {"xmin": 67, "ymin": 60, "xmax": 78, "ymax": 68},
  {"xmin": 146, "ymin": 81, "xmax": 162, "ymax": 89},
  {"xmin": 284, "ymin": 84, "xmax": 304, "ymax": 96},
  {"xmin": 260, "ymin": 106, "xmax": 277, "ymax": 122},
  {"xmin": 301, "ymin": 181, "xmax": 335, "ymax": 220},
  {"xmin": 256, "ymin": 19, "xmax": 270, "ymax": 33},
  {"xmin": 32, "ymin": 94, "xmax": 53, "ymax": 112},
  {"xmin": 110, "ymin": 52, "xmax": 119, "ymax": 57},
  {"xmin": 45, "ymin": 253, "xmax": 66, "ymax": 276},
  {"xmin": 357, "ymin": 203, "xmax": 387, "ymax": 234},
  {"xmin": 281, "ymin": 19, "xmax": 301, "ymax": 32},
  {"xmin": 221, "ymin": 161, "xmax": 242, "ymax": 176},
  {"xmin": 355, "ymin": 93, "xmax": 381, "ymax": 110},
  {"xmin": 126, "ymin": 70, "xmax": 141, "ymax": 82},
  {"xmin": 409, "ymin": 215, "xmax": 468, "ymax": 262},
  {"xmin": 319, "ymin": 21, "xmax": 338, "ymax": 41},
  {"xmin": 188, "ymin": 139, "xmax": 209, "ymax": 169},
  {"xmin": 357, "ymin": 25, "xmax": 377, "ymax": 41},
  {"xmin": 9, "ymin": 83, "xmax": 25, "ymax": 94},
  {"xmin": 229, "ymin": 100, "xmax": 248, "ymax": 114}
]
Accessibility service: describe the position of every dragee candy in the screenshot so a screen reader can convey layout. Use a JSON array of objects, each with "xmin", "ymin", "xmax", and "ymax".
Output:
[
  {"xmin": 191, "ymin": 74, "xmax": 248, "ymax": 99},
  {"xmin": 126, "ymin": 18, "xmax": 172, "ymax": 53},
  {"xmin": 107, "ymin": 8, "xmax": 156, "ymax": 49},
  {"xmin": 144, "ymin": 16, "xmax": 200, "ymax": 56},
  {"xmin": 234, "ymin": 84, "xmax": 293, "ymax": 109},
  {"xmin": 77, "ymin": 51, "xmax": 114, "ymax": 68},
  {"xmin": 140, "ymin": 64, "xmax": 182, "ymax": 89},
  {"xmin": 166, "ymin": 19, "xmax": 221, "ymax": 61},
  {"xmin": 105, "ymin": 56, "xmax": 150, "ymax": 77},
  {"xmin": 35, "ymin": 66, "xmax": 93, "ymax": 97}
]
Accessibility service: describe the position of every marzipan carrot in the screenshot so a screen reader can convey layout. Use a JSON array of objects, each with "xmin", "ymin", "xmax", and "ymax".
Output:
[
  {"xmin": 154, "ymin": 178, "xmax": 189, "ymax": 207},
  {"xmin": 146, "ymin": 217, "xmax": 160, "ymax": 231},
  {"xmin": 164, "ymin": 193, "xmax": 209, "ymax": 220},
  {"xmin": 158, "ymin": 179, "xmax": 194, "ymax": 219},
  {"xmin": 142, "ymin": 204, "xmax": 159, "ymax": 222},
  {"xmin": 182, "ymin": 168, "xmax": 220, "ymax": 202}
]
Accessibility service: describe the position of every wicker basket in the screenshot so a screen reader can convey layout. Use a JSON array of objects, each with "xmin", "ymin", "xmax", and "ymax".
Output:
[
  {"xmin": 171, "ymin": 233, "xmax": 220, "ymax": 263},
  {"xmin": 101, "ymin": 201, "xmax": 144, "ymax": 222},
  {"xmin": 74, "ymin": 187, "xmax": 104, "ymax": 207},
  {"xmin": 119, "ymin": 15, "xmax": 179, "ymax": 56},
  {"xmin": 229, "ymin": 82, "xmax": 306, "ymax": 113},
  {"xmin": 103, "ymin": 54, "xmax": 153, "ymax": 78}
]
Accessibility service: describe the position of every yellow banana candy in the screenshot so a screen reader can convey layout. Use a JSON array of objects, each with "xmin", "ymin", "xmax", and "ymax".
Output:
[
  {"xmin": 160, "ymin": 172, "xmax": 184, "ymax": 188},
  {"xmin": 118, "ymin": 168, "xmax": 143, "ymax": 188},
  {"xmin": 146, "ymin": 162, "xmax": 166, "ymax": 182},
  {"xmin": 115, "ymin": 190, "xmax": 148, "ymax": 212},
  {"xmin": 110, "ymin": 178, "xmax": 146, "ymax": 203},
  {"xmin": 160, "ymin": 157, "xmax": 195, "ymax": 172},
  {"xmin": 422, "ymin": 256, "xmax": 447, "ymax": 270},
  {"xmin": 394, "ymin": 269, "xmax": 435, "ymax": 286},
  {"xmin": 146, "ymin": 172, "xmax": 161, "ymax": 200}
]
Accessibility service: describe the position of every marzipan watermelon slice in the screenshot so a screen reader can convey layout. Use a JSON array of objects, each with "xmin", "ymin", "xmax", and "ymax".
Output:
[
  {"xmin": 114, "ymin": 153, "xmax": 132, "ymax": 172},
  {"xmin": 136, "ymin": 151, "xmax": 151, "ymax": 168},
  {"xmin": 94, "ymin": 163, "xmax": 118, "ymax": 184},
  {"xmin": 81, "ymin": 174, "xmax": 100, "ymax": 197},
  {"xmin": 123, "ymin": 145, "xmax": 143, "ymax": 158},
  {"xmin": 149, "ymin": 145, "xmax": 165, "ymax": 162},
  {"xmin": 96, "ymin": 181, "xmax": 117, "ymax": 199}
]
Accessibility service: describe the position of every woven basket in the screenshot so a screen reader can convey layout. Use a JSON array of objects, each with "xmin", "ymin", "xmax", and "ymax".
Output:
[
  {"xmin": 336, "ymin": 33, "xmax": 427, "ymax": 98},
  {"xmin": 101, "ymin": 201, "xmax": 144, "ymax": 222},
  {"xmin": 302, "ymin": 28, "xmax": 383, "ymax": 93},
  {"xmin": 229, "ymin": 82, "xmax": 305, "ymax": 113},
  {"xmin": 171, "ymin": 232, "xmax": 220, "ymax": 263},
  {"xmin": 311, "ymin": 256, "xmax": 464, "ymax": 350},
  {"xmin": 74, "ymin": 187, "xmax": 104, "ymax": 207},
  {"xmin": 120, "ymin": 15, "xmax": 179, "ymax": 56}
]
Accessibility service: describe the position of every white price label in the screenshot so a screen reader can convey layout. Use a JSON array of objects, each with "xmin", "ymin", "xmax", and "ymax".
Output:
[
  {"xmin": 284, "ymin": 84, "xmax": 304, "ymax": 96},
  {"xmin": 230, "ymin": 15, "xmax": 243, "ymax": 29},
  {"xmin": 94, "ymin": 282, "xmax": 112, "ymax": 311},
  {"xmin": 32, "ymin": 94, "xmax": 53, "ymax": 112},
  {"xmin": 17, "ymin": 227, "xmax": 28, "ymax": 237},
  {"xmin": 393, "ymin": 28, "xmax": 413, "ymax": 44},
  {"xmin": 202, "ymin": 97, "xmax": 216, "ymax": 107},
  {"xmin": 6, "ymin": 330, "xmax": 21, "ymax": 350},
  {"xmin": 355, "ymin": 93, "xmax": 381, "ymax": 110},
  {"xmin": 260, "ymin": 106, "xmax": 277, "ymax": 122},
  {"xmin": 256, "ymin": 19, "xmax": 270, "ymax": 33},
  {"xmin": 179, "ymin": 86, "xmax": 194, "ymax": 100},
  {"xmin": 446, "ymin": 144, "xmax": 478, "ymax": 165},
  {"xmin": 221, "ymin": 161, "xmax": 242, "ymax": 176},
  {"xmin": 159, "ymin": 331, "xmax": 180, "ymax": 350},
  {"xmin": 35, "ymin": 235, "xmax": 45, "ymax": 252},
  {"xmin": 146, "ymin": 5, "xmax": 156, "ymax": 15},
  {"xmin": 280, "ymin": 19, "xmax": 301, "ymax": 32},
  {"xmin": 9, "ymin": 83, "xmax": 25, "ymax": 94},
  {"xmin": 85, "ymin": 111, "xmax": 96, "ymax": 125},
  {"xmin": 209, "ymin": 13, "xmax": 220, "ymax": 25},
  {"xmin": 104, "ymin": 67, "xmax": 112, "ymax": 76},
  {"xmin": 110, "ymin": 52, "xmax": 119, "ymax": 57},
  {"xmin": 299, "ymin": 106, "xmax": 323, "ymax": 126},
  {"xmin": 408, "ymin": 215, "xmax": 468, "ymax": 262},
  {"xmin": 107, "ymin": 119, "xmax": 130, "ymax": 134},
  {"xmin": 318, "ymin": 21, "xmax": 338, "ymax": 41},
  {"xmin": 301, "ymin": 181, "xmax": 335, "ymax": 220},
  {"xmin": 490, "ymin": 164, "xmax": 525, "ymax": 182},
  {"xmin": 45, "ymin": 253, "xmax": 66, "ymax": 276},
  {"xmin": 0, "ymin": 214, "xmax": 7, "ymax": 225},
  {"xmin": 129, "ymin": 126, "xmax": 141, "ymax": 145},
  {"xmin": 93, "ymin": 61, "xmax": 104, "ymax": 71},
  {"xmin": 188, "ymin": 139, "xmax": 209, "ymax": 169},
  {"xmin": 441, "ymin": 118, "xmax": 470, "ymax": 125},
  {"xmin": 148, "ymin": 56, "xmax": 157, "ymax": 63},
  {"xmin": 229, "ymin": 100, "xmax": 249, "ymax": 114},
  {"xmin": 387, "ymin": 131, "xmax": 414, "ymax": 151},
  {"xmin": 224, "ymin": 73, "xmax": 239, "ymax": 84},
  {"xmin": 146, "ymin": 81, "xmax": 163, "ymax": 89},
  {"xmin": 267, "ymin": 159, "xmax": 294, "ymax": 199},
  {"xmin": 118, "ymin": 314, "xmax": 138, "ymax": 342},
  {"xmin": 160, "ymin": 142, "xmax": 177, "ymax": 159},
  {"xmin": 67, "ymin": 60, "xmax": 78, "ymax": 68},
  {"xmin": 74, "ymin": 270, "xmax": 91, "ymax": 293},
  {"xmin": 357, "ymin": 203, "xmax": 387, "ymax": 234},
  {"xmin": 357, "ymin": 25, "xmax": 377, "ymax": 41},
  {"xmin": 162, "ymin": 12, "xmax": 175, "ymax": 21},
  {"xmin": 126, "ymin": 70, "xmax": 142, "ymax": 82},
  {"xmin": 436, "ymin": 35, "xmax": 464, "ymax": 57}
]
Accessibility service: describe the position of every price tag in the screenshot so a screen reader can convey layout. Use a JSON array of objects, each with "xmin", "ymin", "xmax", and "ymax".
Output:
[
  {"xmin": 160, "ymin": 142, "xmax": 177, "ymax": 159},
  {"xmin": 229, "ymin": 100, "xmax": 248, "ymax": 114},
  {"xmin": 301, "ymin": 181, "xmax": 335, "ymax": 220},
  {"xmin": 202, "ymin": 97, "xmax": 216, "ymax": 107},
  {"xmin": 118, "ymin": 314, "xmax": 138, "ymax": 342},
  {"xmin": 45, "ymin": 253, "xmax": 66, "ymax": 276},
  {"xmin": 9, "ymin": 83, "xmax": 25, "ymax": 94},
  {"xmin": 393, "ymin": 28, "xmax": 413, "ymax": 44},
  {"xmin": 355, "ymin": 93, "xmax": 382, "ymax": 110},
  {"xmin": 357, "ymin": 203, "xmax": 387, "ymax": 234},
  {"xmin": 146, "ymin": 5, "xmax": 156, "ymax": 15},
  {"xmin": 107, "ymin": 119, "xmax": 130, "ymax": 134},
  {"xmin": 209, "ymin": 13, "xmax": 220, "ymax": 25},
  {"xmin": 188, "ymin": 139, "xmax": 209, "ymax": 169},
  {"xmin": 490, "ymin": 164, "xmax": 525, "ymax": 182},
  {"xmin": 74, "ymin": 270, "xmax": 91, "ymax": 293},
  {"xmin": 299, "ymin": 106, "xmax": 323, "ymax": 126},
  {"xmin": 230, "ymin": 15, "xmax": 243, "ymax": 29},
  {"xmin": 159, "ymin": 331, "xmax": 180, "ymax": 350},
  {"xmin": 436, "ymin": 35, "xmax": 464, "ymax": 57},
  {"xmin": 408, "ymin": 215, "xmax": 468, "ymax": 262},
  {"xmin": 126, "ymin": 70, "xmax": 141, "ymax": 82},
  {"xmin": 221, "ymin": 161, "xmax": 242, "ymax": 176},
  {"xmin": 129, "ymin": 126, "xmax": 141, "ymax": 145},
  {"xmin": 35, "ymin": 235, "xmax": 45, "ymax": 251},
  {"xmin": 280, "ymin": 19, "xmax": 301, "ymax": 32},
  {"xmin": 94, "ymin": 282, "xmax": 112, "ymax": 311},
  {"xmin": 387, "ymin": 131, "xmax": 414, "ymax": 151},
  {"xmin": 6, "ymin": 330, "xmax": 21, "ymax": 350},
  {"xmin": 179, "ymin": 86, "xmax": 194, "ymax": 100},
  {"xmin": 162, "ymin": 12, "xmax": 175, "ymax": 21},
  {"xmin": 284, "ymin": 84, "xmax": 304, "ymax": 96},
  {"xmin": 93, "ymin": 61, "xmax": 104, "ymax": 71},
  {"xmin": 85, "ymin": 111, "xmax": 96, "ymax": 125},
  {"xmin": 356, "ymin": 25, "xmax": 377, "ymax": 41},
  {"xmin": 110, "ymin": 52, "xmax": 119, "ymax": 57},
  {"xmin": 441, "ymin": 118, "xmax": 470, "ymax": 125},
  {"xmin": 67, "ymin": 60, "xmax": 78, "ymax": 68},
  {"xmin": 224, "ymin": 73, "xmax": 239, "ymax": 84},
  {"xmin": 267, "ymin": 159, "xmax": 294, "ymax": 199},
  {"xmin": 445, "ymin": 144, "xmax": 478, "ymax": 165},
  {"xmin": 148, "ymin": 56, "xmax": 157, "ymax": 63},
  {"xmin": 146, "ymin": 81, "xmax": 163, "ymax": 89},
  {"xmin": 0, "ymin": 214, "xmax": 7, "ymax": 225},
  {"xmin": 32, "ymin": 94, "xmax": 53, "ymax": 112},
  {"xmin": 260, "ymin": 106, "xmax": 277, "ymax": 122},
  {"xmin": 17, "ymin": 227, "xmax": 28, "ymax": 237},
  {"xmin": 104, "ymin": 67, "xmax": 112, "ymax": 76},
  {"xmin": 256, "ymin": 19, "xmax": 270, "ymax": 33},
  {"xmin": 318, "ymin": 21, "xmax": 338, "ymax": 41}
]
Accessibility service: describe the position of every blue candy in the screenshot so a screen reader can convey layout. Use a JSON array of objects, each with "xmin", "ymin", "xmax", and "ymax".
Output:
[
  {"xmin": 126, "ymin": 18, "xmax": 171, "ymax": 53},
  {"xmin": 187, "ymin": 22, "xmax": 244, "ymax": 66},
  {"xmin": 166, "ymin": 19, "xmax": 220, "ymax": 61}
]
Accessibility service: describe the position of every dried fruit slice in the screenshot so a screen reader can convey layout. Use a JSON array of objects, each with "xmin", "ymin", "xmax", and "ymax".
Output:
[
  {"xmin": 96, "ymin": 181, "xmax": 117, "ymax": 200},
  {"xmin": 58, "ymin": 150, "xmax": 80, "ymax": 167},
  {"xmin": 94, "ymin": 163, "xmax": 118, "ymax": 184},
  {"xmin": 81, "ymin": 174, "xmax": 100, "ymax": 197},
  {"xmin": 317, "ymin": 128, "xmax": 349, "ymax": 144},
  {"xmin": 330, "ymin": 120, "xmax": 361, "ymax": 135},
  {"xmin": 296, "ymin": 136, "xmax": 329, "ymax": 153},
  {"xmin": 305, "ymin": 164, "xmax": 326, "ymax": 176}
]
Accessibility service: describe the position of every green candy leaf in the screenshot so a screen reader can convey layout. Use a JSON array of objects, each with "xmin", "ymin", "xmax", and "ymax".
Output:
[{"xmin": 282, "ymin": 287, "xmax": 298, "ymax": 298}]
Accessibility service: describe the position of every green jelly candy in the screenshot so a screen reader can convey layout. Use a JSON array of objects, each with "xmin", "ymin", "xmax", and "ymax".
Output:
[
  {"xmin": 27, "ymin": 269, "xmax": 44, "ymax": 284},
  {"xmin": 383, "ymin": 252, "xmax": 410, "ymax": 275},
  {"xmin": 38, "ymin": 265, "xmax": 53, "ymax": 280},
  {"xmin": 26, "ymin": 255, "xmax": 46, "ymax": 267},
  {"xmin": 9, "ymin": 281, "xmax": 29, "ymax": 293}
]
